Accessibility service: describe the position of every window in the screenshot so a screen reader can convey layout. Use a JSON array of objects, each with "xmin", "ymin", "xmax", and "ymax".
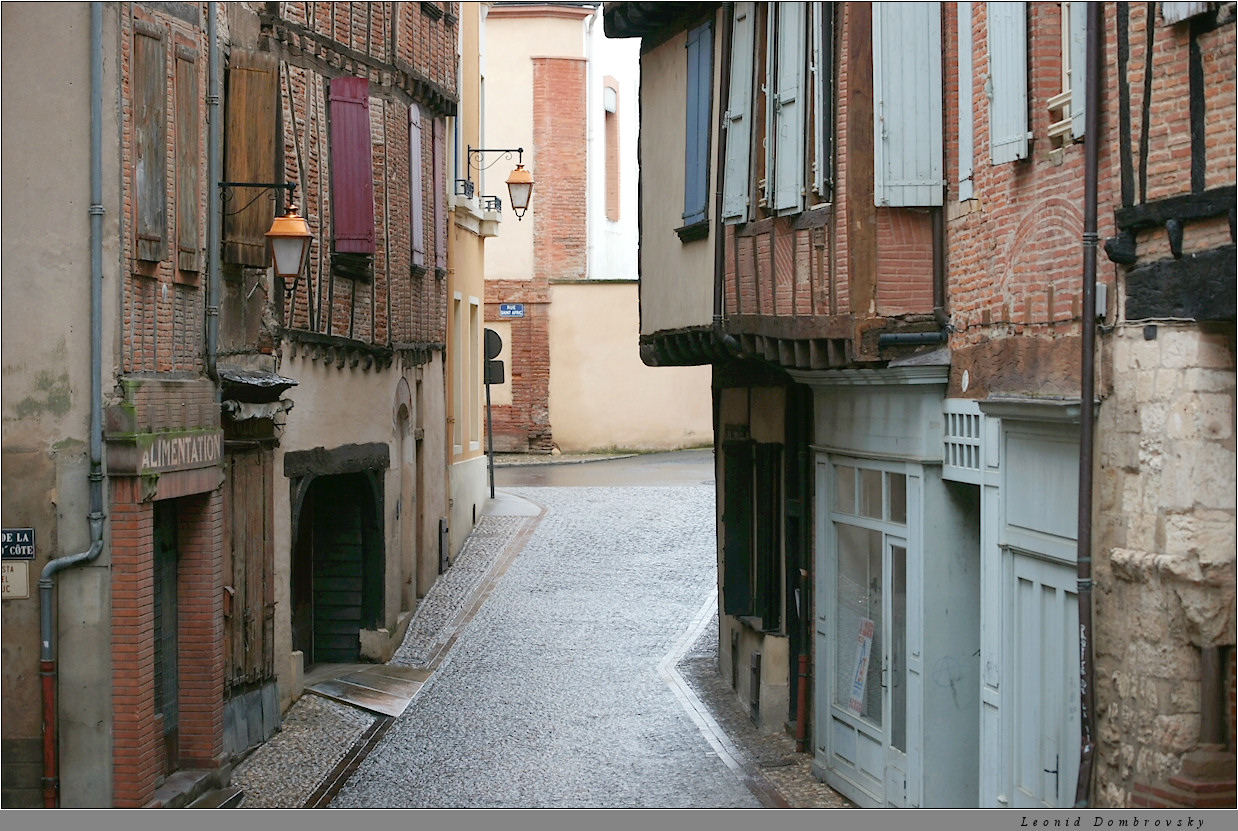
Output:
[
  {"xmin": 988, "ymin": 1, "xmax": 1029, "ymax": 164},
  {"xmin": 811, "ymin": 2, "xmax": 836, "ymax": 200},
  {"xmin": 433, "ymin": 116, "xmax": 447, "ymax": 275},
  {"xmin": 1047, "ymin": 2, "xmax": 1088, "ymax": 146},
  {"xmin": 873, "ymin": 1, "xmax": 944, "ymax": 206},
  {"xmin": 133, "ymin": 23, "xmax": 167, "ymax": 263},
  {"xmin": 723, "ymin": 440, "xmax": 783, "ymax": 631},
  {"xmin": 174, "ymin": 47, "xmax": 200, "ymax": 275},
  {"xmin": 410, "ymin": 104, "xmax": 427, "ymax": 272},
  {"xmin": 329, "ymin": 76, "xmax": 376, "ymax": 278},
  {"xmin": 680, "ymin": 19, "xmax": 713, "ymax": 240}
]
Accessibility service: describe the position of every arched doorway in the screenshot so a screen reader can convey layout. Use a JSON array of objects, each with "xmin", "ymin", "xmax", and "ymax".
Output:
[{"xmin": 291, "ymin": 471, "xmax": 383, "ymax": 665}]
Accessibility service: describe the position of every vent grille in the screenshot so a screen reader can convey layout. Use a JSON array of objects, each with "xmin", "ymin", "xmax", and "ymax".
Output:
[{"xmin": 944, "ymin": 399, "xmax": 983, "ymax": 484}]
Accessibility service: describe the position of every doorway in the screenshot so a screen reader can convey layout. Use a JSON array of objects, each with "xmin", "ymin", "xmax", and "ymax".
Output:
[
  {"xmin": 153, "ymin": 500, "xmax": 179, "ymax": 774},
  {"xmin": 291, "ymin": 472, "xmax": 383, "ymax": 665}
]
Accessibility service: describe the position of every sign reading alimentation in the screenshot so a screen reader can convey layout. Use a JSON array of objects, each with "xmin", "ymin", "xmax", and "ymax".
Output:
[
  {"xmin": 498, "ymin": 303, "xmax": 525, "ymax": 319},
  {"xmin": 2, "ymin": 528, "xmax": 34, "ymax": 601}
]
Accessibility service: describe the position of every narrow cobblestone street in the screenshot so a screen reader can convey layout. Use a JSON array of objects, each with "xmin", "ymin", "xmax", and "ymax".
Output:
[{"xmin": 230, "ymin": 450, "xmax": 853, "ymax": 810}]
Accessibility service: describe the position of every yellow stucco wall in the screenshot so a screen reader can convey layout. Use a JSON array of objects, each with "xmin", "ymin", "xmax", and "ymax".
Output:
[{"xmin": 548, "ymin": 281, "xmax": 712, "ymax": 452}]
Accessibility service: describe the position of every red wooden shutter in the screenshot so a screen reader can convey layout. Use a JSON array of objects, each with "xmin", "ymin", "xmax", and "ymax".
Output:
[
  {"xmin": 329, "ymin": 76, "xmax": 376, "ymax": 255},
  {"xmin": 223, "ymin": 49, "xmax": 278, "ymax": 266},
  {"xmin": 133, "ymin": 26, "xmax": 167, "ymax": 262},
  {"xmin": 175, "ymin": 48, "xmax": 200, "ymax": 274},
  {"xmin": 410, "ymin": 104, "xmax": 426, "ymax": 269},
  {"xmin": 432, "ymin": 116, "xmax": 446, "ymax": 271}
]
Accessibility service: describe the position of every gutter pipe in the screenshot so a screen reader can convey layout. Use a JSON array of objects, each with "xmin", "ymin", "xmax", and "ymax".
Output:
[
  {"xmin": 712, "ymin": 2, "xmax": 739, "ymax": 358},
  {"xmin": 206, "ymin": 1, "xmax": 222, "ymax": 398},
  {"xmin": 1074, "ymin": 0, "xmax": 1102, "ymax": 808},
  {"xmin": 40, "ymin": 1, "xmax": 107, "ymax": 807}
]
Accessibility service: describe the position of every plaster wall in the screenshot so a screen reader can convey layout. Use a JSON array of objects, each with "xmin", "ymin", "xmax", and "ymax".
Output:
[
  {"xmin": 548, "ymin": 281, "xmax": 712, "ymax": 452},
  {"xmin": 636, "ymin": 25, "xmax": 717, "ymax": 335},
  {"xmin": 1, "ymin": 1, "xmax": 121, "ymax": 807},
  {"xmin": 271, "ymin": 351, "xmax": 449, "ymax": 709},
  {"xmin": 483, "ymin": 9, "xmax": 589, "ymax": 282},
  {"xmin": 586, "ymin": 16, "xmax": 640, "ymax": 281}
]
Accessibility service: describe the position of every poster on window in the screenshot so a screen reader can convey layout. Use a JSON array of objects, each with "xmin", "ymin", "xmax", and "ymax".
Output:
[{"xmin": 848, "ymin": 617, "xmax": 875, "ymax": 715}]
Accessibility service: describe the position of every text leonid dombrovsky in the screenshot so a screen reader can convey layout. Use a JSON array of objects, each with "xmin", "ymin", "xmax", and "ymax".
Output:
[{"xmin": 1022, "ymin": 818, "xmax": 1206, "ymax": 828}]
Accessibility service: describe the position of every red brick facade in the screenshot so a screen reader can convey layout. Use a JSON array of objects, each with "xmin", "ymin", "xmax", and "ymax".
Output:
[{"xmin": 486, "ymin": 55, "xmax": 588, "ymax": 452}]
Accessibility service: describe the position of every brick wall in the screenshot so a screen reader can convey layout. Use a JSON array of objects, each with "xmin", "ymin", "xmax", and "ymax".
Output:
[
  {"xmin": 484, "ymin": 55, "xmax": 587, "ymax": 452},
  {"xmin": 110, "ymin": 480, "xmax": 223, "ymax": 807}
]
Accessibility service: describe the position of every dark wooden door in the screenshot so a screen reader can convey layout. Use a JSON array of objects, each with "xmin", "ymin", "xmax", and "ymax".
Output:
[{"xmin": 153, "ymin": 501, "xmax": 179, "ymax": 774}]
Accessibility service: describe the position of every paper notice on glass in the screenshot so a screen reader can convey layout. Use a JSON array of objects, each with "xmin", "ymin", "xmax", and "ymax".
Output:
[{"xmin": 848, "ymin": 617, "xmax": 875, "ymax": 715}]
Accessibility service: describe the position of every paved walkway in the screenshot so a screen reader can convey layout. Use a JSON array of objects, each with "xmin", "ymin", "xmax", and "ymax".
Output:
[{"xmin": 229, "ymin": 463, "xmax": 852, "ymax": 809}]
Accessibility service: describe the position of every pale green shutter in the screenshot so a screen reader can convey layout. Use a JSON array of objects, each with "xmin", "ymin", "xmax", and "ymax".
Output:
[
  {"xmin": 873, "ymin": 2, "xmax": 944, "ymax": 206},
  {"xmin": 988, "ymin": 1, "xmax": 1028, "ymax": 164},
  {"xmin": 723, "ymin": 2, "xmax": 755, "ymax": 222},
  {"xmin": 771, "ymin": 2, "xmax": 806, "ymax": 214}
]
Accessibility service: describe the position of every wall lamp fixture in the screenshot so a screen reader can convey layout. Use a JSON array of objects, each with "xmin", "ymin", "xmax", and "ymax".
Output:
[
  {"xmin": 466, "ymin": 147, "xmax": 534, "ymax": 220},
  {"xmin": 219, "ymin": 181, "xmax": 314, "ymax": 292}
]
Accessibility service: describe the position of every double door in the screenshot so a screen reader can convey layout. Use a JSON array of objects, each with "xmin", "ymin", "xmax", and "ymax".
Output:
[{"xmin": 816, "ymin": 459, "xmax": 917, "ymax": 808}]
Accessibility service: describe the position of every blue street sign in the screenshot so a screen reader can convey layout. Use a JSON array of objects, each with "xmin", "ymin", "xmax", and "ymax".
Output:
[{"xmin": 499, "ymin": 303, "xmax": 525, "ymax": 319}]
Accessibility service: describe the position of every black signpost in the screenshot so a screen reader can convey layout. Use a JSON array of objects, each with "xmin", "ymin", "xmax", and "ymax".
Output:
[{"xmin": 484, "ymin": 328, "xmax": 504, "ymax": 499}]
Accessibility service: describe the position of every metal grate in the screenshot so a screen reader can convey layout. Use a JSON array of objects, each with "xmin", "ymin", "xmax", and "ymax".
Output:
[{"xmin": 943, "ymin": 399, "xmax": 983, "ymax": 484}]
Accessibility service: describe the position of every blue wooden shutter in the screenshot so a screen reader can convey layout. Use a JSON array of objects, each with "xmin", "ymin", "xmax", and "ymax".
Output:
[
  {"xmin": 683, "ymin": 20, "xmax": 713, "ymax": 227},
  {"xmin": 1070, "ymin": 1, "xmax": 1088, "ymax": 139},
  {"xmin": 723, "ymin": 3, "xmax": 755, "ymax": 222},
  {"xmin": 329, "ymin": 76, "xmax": 375, "ymax": 254},
  {"xmin": 771, "ymin": 2, "xmax": 807, "ymax": 214},
  {"xmin": 988, "ymin": 1, "xmax": 1028, "ymax": 164},
  {"xmin": 873, "ymin": 1, "xmax": 944, "ymax": 206},
  {"xmin": 410, "ymin": 104, "xmax": 426, "ymax": 268}
]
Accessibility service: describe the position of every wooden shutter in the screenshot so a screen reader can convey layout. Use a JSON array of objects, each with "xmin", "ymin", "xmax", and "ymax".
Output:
[
  {"xmin": 223, "ymin": 49, "xmax": 278, "ymax": 266},
  {"xmin": 873, "ymin": 1, "xmax": 944, "ymax": 206},
  {"xmin": 433, "ymin": 116, "xmax": 446, "ymax": 272},
  {"xmin": 175, "ymin": 48, "xmax": 200, "ymax": 274},
  {"xmin": 1069, "ymin": 1, "xmax": 1088, "ymax": 139},
  {"xmin": 133, "ymin": 26, "xmax": 167, "ymax": 262},
  {"xmin": 958, "ymin": 1, "xmax": 976, "ymax": 200},
  {"xmin": 410, "ymin": 104, "xmax": 426, "ymax": 269},
  {"xmin": 771, "ymin": 2, "xmax": 806, "ymax": 214},
  {"xmin": 723, "ymin": 440, "xmax": 754, "ymax": 617},
  {"xmin": 722, "ymin": 3, "xmax": 755, "ymax": 222},
  {"xmin": 682, "ymin": 20, "xmax": 713, "ymax": 227},
  {"xmin": 329, "ymin": 76, "xmax": 375, "ymax": 255},
  {"xmin": 988, "ymin": 1, "xmax": 1029, "ymax": 164}
]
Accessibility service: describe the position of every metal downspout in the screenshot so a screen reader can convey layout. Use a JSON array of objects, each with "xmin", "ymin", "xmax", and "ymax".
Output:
[
  {"xmin": 712, "ymin": 3, "xmax": 739, "ymax": 357},
  {"xmin": 40, "ymin": 1, "xmax": 107, "ymax": 807},
  {"xmin": 206, "ymin": 1, "xmax": 222, "ymax": 398},
  {"xmin": 1074, "ymin": 1, "xmax": 1102, "ymax": 808}
]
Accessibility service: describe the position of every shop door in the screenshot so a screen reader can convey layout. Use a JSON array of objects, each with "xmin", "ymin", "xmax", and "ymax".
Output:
[
  {"xmin": 1008, "ymin": 553, "xmax": 1080, "ymax": 809},
  {"xmin": 817, "ymin": 460, "xmax": 913, "ymax": 808},
  {"xmin": 153, "ymin": 501, "xmax": 179, "ymax": 774}
]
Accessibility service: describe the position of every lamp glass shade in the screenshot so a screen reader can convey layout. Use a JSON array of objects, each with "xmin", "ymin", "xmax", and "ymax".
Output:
[
  {"xmin": 265, "ymin": 210, "xmax": 313, "ymax": 277},
  {"xmin": 506, "ymin": 164, "xmax": 534, "ymax": 218}
]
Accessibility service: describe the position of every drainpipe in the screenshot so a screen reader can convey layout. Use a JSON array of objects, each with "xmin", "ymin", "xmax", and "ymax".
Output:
[
  {"xmin": 40, "ymin": 1, "xmax": 107, "ymax": 807},
  {"xmin": 1073, "ymin": 1, "xmax": 1102, "ymax": 808},
  {"xmin": 206, "ymin": 1, "xmax": 222, "ymax": 398},
  {"xmin": 712, "ymin": 2, "xmax": 739, "ymax": 358}
]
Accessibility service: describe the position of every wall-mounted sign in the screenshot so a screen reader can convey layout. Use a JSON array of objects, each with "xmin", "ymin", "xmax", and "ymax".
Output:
[
  {"xmin": 848, "ymin": 617, "xmax": 875, "ymax": 715},
  {"xmin": 2, "ymin": 528, "xmax": 35, "ymax": 560},
  {"xmin": 2, "ymin": 561, "xmax": 29, "ymax": 600},
  {"xmin": 106, "ymin": 429, "xmax": 224, "ymax": 476},
  {"xmin": 499, "ymin": 303, "xmax": 525, "ymax": 319}
]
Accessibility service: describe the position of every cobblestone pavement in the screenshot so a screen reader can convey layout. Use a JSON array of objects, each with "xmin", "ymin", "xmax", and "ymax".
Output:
[{"xmin": 230, "ymin": 452, "xmax": 853, "ymax": 810}]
